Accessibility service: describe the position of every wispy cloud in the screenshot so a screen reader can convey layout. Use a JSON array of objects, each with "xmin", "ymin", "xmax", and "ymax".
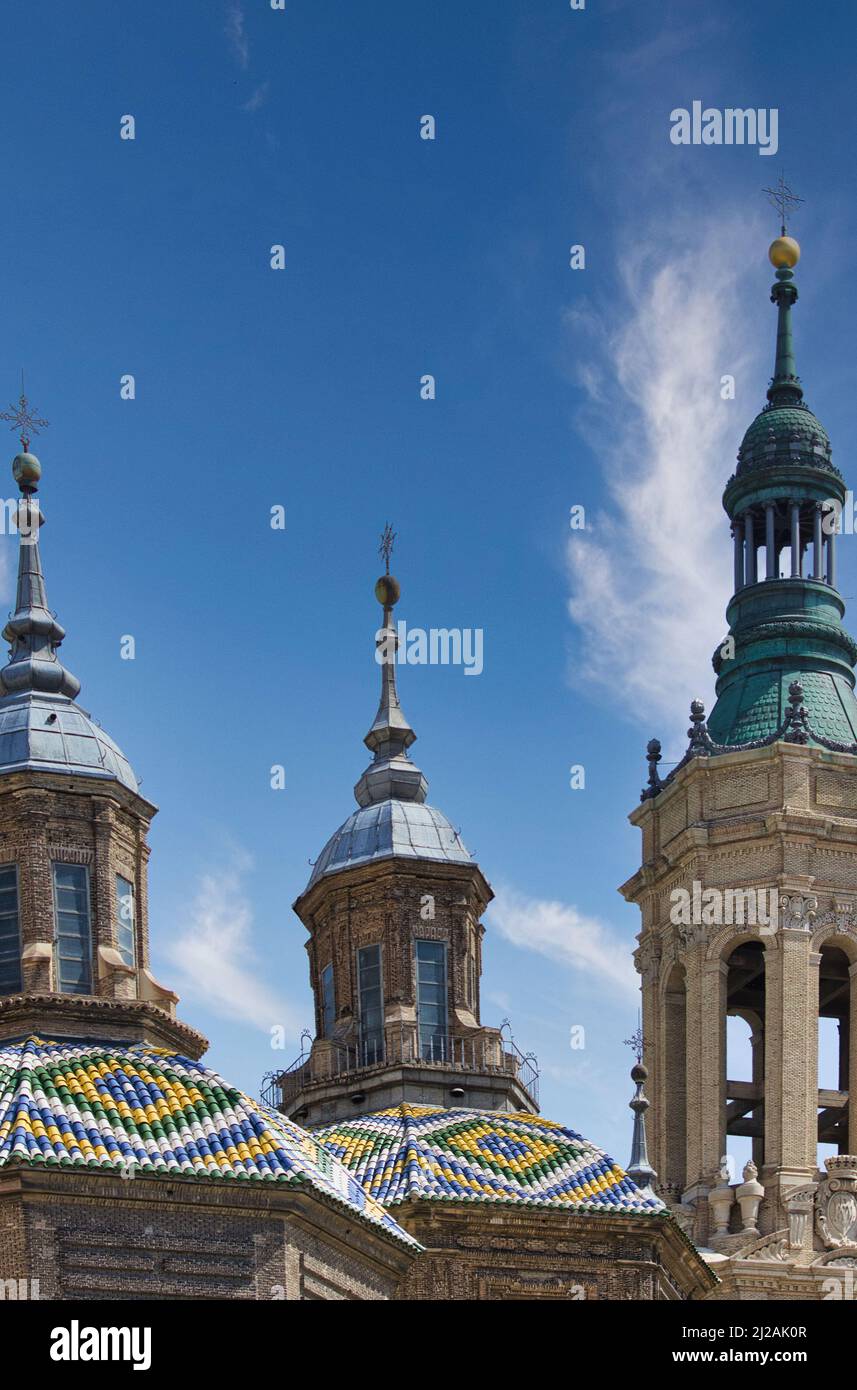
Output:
[
  {"xmin": 224, "ymin": 1, "xmax": 250, "ymax": 70},
  {"xmin": 488, "ymin": 884, "xmax": 638, "ymax": 999},
  {"xmin": 564, "ymin": 210, "xmax": 766, "ymax": 734},
  {"xmin": 242, "ymin": 81, "xmax": 270, "ymax": 113},
  {"xmin": 166, "ymin": 850, "xmax": 300, "ymax": 1036}
]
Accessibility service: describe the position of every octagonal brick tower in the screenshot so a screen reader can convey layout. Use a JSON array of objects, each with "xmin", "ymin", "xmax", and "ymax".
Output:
[
  {"xmin": 267, "ymin": 559, "xmax": 539, "ymax": 1127},
  {"xmin": 0, "ymin": 437, "xmax": 202, "ymax": 1055}
]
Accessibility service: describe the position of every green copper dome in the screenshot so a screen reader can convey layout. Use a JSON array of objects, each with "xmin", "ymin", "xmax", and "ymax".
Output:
[
  {"xmin": 706, "ymin": 247, "xmax": 857, "ymax": 749},
  {"xmin": 737, "ymin": 402, "xmax": 834, "ymax": 477}
]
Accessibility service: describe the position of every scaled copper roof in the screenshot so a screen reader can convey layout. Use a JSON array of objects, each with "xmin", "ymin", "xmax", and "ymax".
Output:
[
  {"xmin": 318, "ymin": 1103, "xmax": 664, "ymax": 1214},
  {"xmin": 0, "ymin": 1037, "xmax": 416, "ymax": 1247}
]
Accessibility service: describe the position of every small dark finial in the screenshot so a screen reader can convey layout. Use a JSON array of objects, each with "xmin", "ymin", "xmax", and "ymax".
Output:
[
  {"xmin": 642, "ymin": 737, "xmax": 663, "ymax": 800},
  {"xmin": 784, "ymin": 679, "xmax": 810, "ymax": 745},
  {"xmin": 0, "ymin": 373, "xmax": 49, "ymax": 455},
  {"xmin": 379, "ymin": 522, "xmax": 396, "ymax": 576},
  {"xmin": 763, "ymin": 171, "xmax": 803, "ymax": 237},
  {"xmin": 687, "ymin": 698, "xmax": 711, "ymax": 755}
]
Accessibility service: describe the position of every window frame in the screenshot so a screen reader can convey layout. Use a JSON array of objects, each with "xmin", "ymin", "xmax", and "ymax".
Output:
[
  {"xmin": 51, "ymin": 860, "xmax": 93, "ymax": 995},
  {"xmin": 320, "ymin": 961, "xmax": 336, "ymax": 1038},
  {"xmin": 415, "ymin": 937, "xmax": 448, "ymax": 1061},
  {"xmin": 0, "ymin": 862, "xmax": 22, "ymax": 995},
  {"xmin": 356, "ymin": 943, "xmax": 384, "ymax": 1064},
  {"xmin": 114, "ymin": 873, "xmax": 136, "ymax": 969}
]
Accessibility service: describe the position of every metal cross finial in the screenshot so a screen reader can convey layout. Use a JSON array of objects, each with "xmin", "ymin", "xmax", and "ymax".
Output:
[
  {"xmin": 0, "ymin": 371, "xmax": 49, "ymax": 452},
  {"xmin": 379, "ymin": 522, "xmax": 396, "ymax": 575},
  {"xmin": 763, "ymin": 171, "xmax": 804, "ymax": 236},
  {"xmin": 623, "ymin": 1017, "xmax": 643, "ymax": 1064}
]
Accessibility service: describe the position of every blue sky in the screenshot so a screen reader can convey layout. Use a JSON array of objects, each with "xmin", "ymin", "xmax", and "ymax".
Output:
[{"xmin": 2, "ymin": 0, "xmax": 856, "ymax": 1166}]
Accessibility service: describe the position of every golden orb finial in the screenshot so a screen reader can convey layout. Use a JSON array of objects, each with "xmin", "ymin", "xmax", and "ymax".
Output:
[{"xmin": 769, "ymin": 235, "xmax": 800, "ymax": 269}]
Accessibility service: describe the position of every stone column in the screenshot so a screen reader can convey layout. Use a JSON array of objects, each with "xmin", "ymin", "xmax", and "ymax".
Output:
[
  {"xmin": 828, "ymin": 528, "xmax": 837, "ymax": 589},
  {"xmin": 762, "ymin": 928, "xmax": 818, "ymax": 1232},
  {"xmin": 733, "ymin": 525, "xmax": 744, "ymax": 592},
  {"xmin": 813, "ymin": 503, "xmax": 823, "ymax": 580},
  {"xmin": 765, "ymin": 503, "xmax": 776, "ymax": 579},
  {"xmin": 848, "ymin": 960, "xmax": 857, "ymax": 1154},
  {"xmin": 790, "ymin": 502, "xmax": 801, "ymax": 577},
  {"xmin": 744, "ymin": 511, "xmax": 757, "ymax": 585}
]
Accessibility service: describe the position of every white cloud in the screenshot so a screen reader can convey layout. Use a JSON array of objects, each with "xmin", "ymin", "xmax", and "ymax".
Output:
[
  {"xmin": 224, "ymin": 1, "xmax": 250, "ymax": 70},
  {"xmin": 166, "ymin": 852, "xmax": 300, "ymax": 1036},
  {"xmin": 242, "ymin": 81, "xmax": 270, "ymax": 113},
  {"xmin": 488, "ymin": 884, "xmax": 638, "ymax": 999},
  {"xmin": 565, "ymin": 211, "xmax": 767, "ymax": 736}
]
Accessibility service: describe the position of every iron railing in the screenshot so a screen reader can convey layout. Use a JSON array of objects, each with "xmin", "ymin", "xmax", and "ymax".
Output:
[{"xmin": 261, "ymin": 1022, "xmax": 539, "ymax": 1110}]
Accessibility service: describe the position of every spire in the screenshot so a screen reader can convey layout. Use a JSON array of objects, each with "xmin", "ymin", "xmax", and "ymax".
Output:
[
  {"xmin": 624, "ymin": 1025, "xmax": 658, "ymax": 1200},
  {"xmin": 353, "ymin": 526, "xmax": 428, "ymax": 808},
  {"xmin": 767, "ymin": 257, "xmax": 802, "ymax": 407},
  {"xmin": 0, "ymin": 392, "xmax": 80, "ymax": 701},
  {"xmin": 763, "ymin": 175, "xmax": 804, "ymax": 408}
]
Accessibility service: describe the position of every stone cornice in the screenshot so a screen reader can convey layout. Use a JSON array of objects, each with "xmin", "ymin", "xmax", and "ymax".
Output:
[{"xmin": 0, "ymin": 993, "xmax": 207, "ymax": 1059}]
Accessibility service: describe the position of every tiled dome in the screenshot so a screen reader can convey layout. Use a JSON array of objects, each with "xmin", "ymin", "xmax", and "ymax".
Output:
[
  {"xmin": 0, "ymin": 1037, "xmax": 417, "ymax": 1246},
  {"xmin": 318, "ymin": 1103, "xmax": 663, "ymax": 1214}
]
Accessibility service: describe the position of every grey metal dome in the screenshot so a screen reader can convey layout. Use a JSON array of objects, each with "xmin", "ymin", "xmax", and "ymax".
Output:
[
  {"xmin": 0, "ymin": 691, "xmax": 138, "ymax": 791},
  {"xmin": 308, "ymin": 799, "xmax": 472, "ymax": 888}
]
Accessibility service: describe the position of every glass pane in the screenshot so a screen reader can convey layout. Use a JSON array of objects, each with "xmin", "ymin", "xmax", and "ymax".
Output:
[
  {"xmin": 115, "ymin": 875, "xmax": 135, "ymax": 966},
  {"xmin": 58, "ymin": 959, "xmax": 90, "ymax": 989},
  {"xmin": 53, "ymin": 864, "xmax": 86, "ymax": 891},
  {"xmin": 57, "ymin": 937, "xmax": 87, "ymax": 960},
  {"xmin": 321, "ymin": 963, "xmax": 335, "ymax": 1037},
  {"xmin": 416, "ymin": 940, "xmax": 445, "ymax": 964}
]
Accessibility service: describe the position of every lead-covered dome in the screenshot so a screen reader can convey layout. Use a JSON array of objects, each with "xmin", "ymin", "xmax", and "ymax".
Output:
[
  {"xmin": 0, "ymin": 691, "xmax": 137, "ymax": 790},
  {"xmin": 308, "ymin": 798, "xmax": 472, "ymax": 888}
]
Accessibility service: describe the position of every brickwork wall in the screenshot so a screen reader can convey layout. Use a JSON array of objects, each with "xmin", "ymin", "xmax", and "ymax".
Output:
[{"xmin": 0, "ymin": 1175, "xmax": 407, "ymax": 1301}]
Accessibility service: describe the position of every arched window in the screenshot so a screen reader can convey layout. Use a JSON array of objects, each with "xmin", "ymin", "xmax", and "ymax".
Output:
[
  {"xmin": 725, "ymin": 941, "xmax": 765, "ymax": 1179},
  {"xmin": 818, "ymin": 942, "xmax": 851, "ymax": 1163}
]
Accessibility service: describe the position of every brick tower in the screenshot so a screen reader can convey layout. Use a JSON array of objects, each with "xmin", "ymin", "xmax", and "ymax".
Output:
[
  {"xmin": 267, "ymin": 538, "xmax": 539, "ymax": 1127},
  {"xmin": 0, "ymin": 422, "xmax": 199, "ymax": 1054}
]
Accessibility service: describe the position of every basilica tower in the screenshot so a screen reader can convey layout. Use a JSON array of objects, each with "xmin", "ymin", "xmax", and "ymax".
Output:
[
  {"xmin": 621, "ymin": 225, "xmax": 857, "ymax": 1296},
  {"xmin": 0, "ymin": 428, "xmax": 203, "ymax": 1056},
  {"xmin": 267, "ymin": 546, "xmax": 539, "ymax": 1127}
]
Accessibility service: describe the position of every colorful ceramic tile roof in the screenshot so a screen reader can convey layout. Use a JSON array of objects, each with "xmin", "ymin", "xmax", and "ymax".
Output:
[
  {"xmin": 0, "ymin": 1037, "xmax": 417, "ymax": 1247},
  {"xmin": 318, "ymin": 1104, "xmax": 664, "ymax": 1215}
]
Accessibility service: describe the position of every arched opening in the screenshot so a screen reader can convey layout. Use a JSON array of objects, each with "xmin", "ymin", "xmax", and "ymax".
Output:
[
  {"xmin": 725, "ymin": 941, "xmax": 765, "ymax": 1179},
  {"xmin": 818, "ymin": 943, "xmax": 851, "ymax": 1162},
  {"xmin": 662, "ymin": 964, "xmax": 687, "ymax": 1190}
]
